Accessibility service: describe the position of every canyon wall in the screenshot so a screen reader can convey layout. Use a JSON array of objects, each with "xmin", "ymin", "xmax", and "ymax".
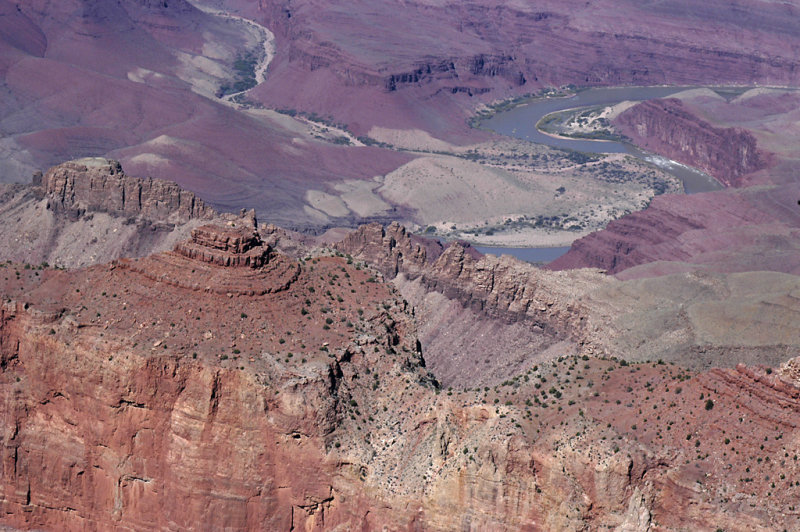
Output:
[
  {"xmin": 251, "ymin": 0, "xmax": 800, "ymax": 136},
  {"xmin": 613, "ymin": 98, "xmax": 766, "ymax": 187},
  {"xmin": 0, "ymin": 224, "xmax": 621, "ymax": 531},
  {"xmin": 549, "ymin": 183, "xmax": 800, "ymax": 277},
  {"xmin": 0, "ymin": 218, "xmax": 799, "ymax": 529}
]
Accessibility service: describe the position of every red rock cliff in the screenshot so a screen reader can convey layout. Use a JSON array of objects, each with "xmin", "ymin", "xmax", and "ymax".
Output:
[{"xmin": 1, "ymin": 225, "xmax": 799, "ymax": 529}]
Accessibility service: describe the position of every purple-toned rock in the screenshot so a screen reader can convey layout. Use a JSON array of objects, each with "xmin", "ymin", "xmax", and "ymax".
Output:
[{"xmin": 613, "ymin": 99, "xmax": 767, "ymax": 187}]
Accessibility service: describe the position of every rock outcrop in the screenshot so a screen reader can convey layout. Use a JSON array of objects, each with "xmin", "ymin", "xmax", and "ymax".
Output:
[
  {"xmin": 119, "ymin": 220, "xmax": 300, "ymax": 296},
  {"xmin": 613, "ymin": 98, "xmax": 766, "ymax": 187},
  {"xmin": 335, "ymin": 221, "xmax": 446, "ymax": 276},
  {"xmin": 175, "ymin": 223, "xmax": 270, "ymax": 268},
  {"xmin": 43, "ymin": 158, "xmax": 214, "ymax": 222},
  {"xmin": 0, "ymin": 159, "xmax": 226, "ymax": 269},
  {"xmin": 336, "ymin": 222, "xmax": 606, "ymax": 338},
  {"xmin": 383, "ymin": 54, "xmax": 526, "ymax": 92}
]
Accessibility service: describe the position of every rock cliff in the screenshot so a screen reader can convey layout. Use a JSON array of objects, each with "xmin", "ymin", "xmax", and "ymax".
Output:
[
  {"xmin": 42, "ymin": 158, "xmax": 214, "ymax": 222},
  {"xmin": 0, "ymin": 220, "xmax": 799, "ymax": 529},
  {"xmin": 613, "ymin": 99, "xmax": 766, "ymax": 187},
  {"xmin": 1, "ymin": 257, "xmax": 799, "ymax": 529},
  {"xmin": 549, "ymin": 183, "xmax": 800, "ymax": 277},
  {"xmin": 0, "ymin": 159, "xmax": 224, "ymax": 269}
]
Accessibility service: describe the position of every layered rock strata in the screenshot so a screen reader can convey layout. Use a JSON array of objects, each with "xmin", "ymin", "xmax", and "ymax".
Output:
[
  {"xmin": 549, "ymin": 183, "xmax": 800, "ymax": 277},
  {"xmin": 121, "ymin": 222, "xmax": 298, "ymax": 296},
  {"xmin": 1, "ymin": 268, "xmax": 799, "ymax": 529},
  {"xmin": 175, "ymin": 224, "xmax": 270, "ymax": 268},
  {"xmin": 0, "ymin": 220, "xmax": 799, "ymax": 529},
  {"xmin": 337, "ymin": 223, "xmax": 800, "ymax": 375},
  {"xmin": 336, "ymin": 222, "xmax": 605, "ymax": 336}
]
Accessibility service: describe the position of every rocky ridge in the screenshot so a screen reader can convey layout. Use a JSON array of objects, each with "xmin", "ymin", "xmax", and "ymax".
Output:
[
  {"xmin": 42, "ymin": 157, "xmax": 214, "ymax": 222},
  {"xmin": 335, "ymin": 222, "xmax": 607, "ymax": 340},
  {"xmin": 337, "ymin": 222, "xmax": 800, "ymax": 379}
]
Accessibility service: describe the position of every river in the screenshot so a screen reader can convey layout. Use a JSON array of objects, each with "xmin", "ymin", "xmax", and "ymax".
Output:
[
  {"xmin": 471, "ymin": 86, "xmax": 740, "ymax": 263},
  {"xmin": 481, "ymin": 86, "xmax": 727, "ymax": 194},
  {"xmin": 473, "ymin": 246, "xmax": 571, "ymax": 264}
]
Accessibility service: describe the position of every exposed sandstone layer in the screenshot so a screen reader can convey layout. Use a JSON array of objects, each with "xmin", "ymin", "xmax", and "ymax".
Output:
[{"xmin": 613, "ymin": 98, "xmax": 766, "ymax": 187}]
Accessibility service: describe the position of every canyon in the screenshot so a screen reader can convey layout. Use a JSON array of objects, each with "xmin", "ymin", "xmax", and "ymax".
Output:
[
  {"xmin": 3, "ymin": 0, "xmax": 800, "ymax": 238},
  {"xmin": 551, "ymin": 88, "xmax": 800, "ymax": 277},
  {"xmin": 1, "ymin": 0, "xmax": 800, "ymax": 530},
  {"xmin": 0, "ymin": 162, "xmax": 799, "ymax": 529}
]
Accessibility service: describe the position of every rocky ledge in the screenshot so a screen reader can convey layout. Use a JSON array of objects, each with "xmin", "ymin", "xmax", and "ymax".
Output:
[{"xmin": 336, "ymin": 222, "xmax": 612, "ymax": 353}]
